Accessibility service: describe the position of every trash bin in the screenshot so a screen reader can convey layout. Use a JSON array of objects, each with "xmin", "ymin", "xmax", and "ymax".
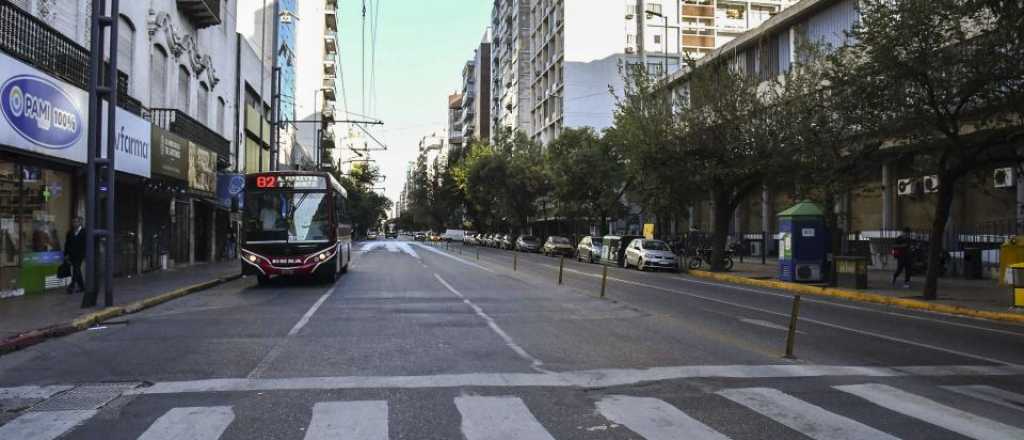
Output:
[
  {"xmin": 963, "ymin": 248, "xmax": 984, "ymax": 280},
  {"xmin": 1011, "ymin": 263, "xmax": 1024, "ymax": 307},
  {"xmin": 999, "ymin": 236, "xmax": 1024, "ymax": 286},
  {"xmin": 834, "ymin": 256, "xmax": 869, "ymax": 289}
]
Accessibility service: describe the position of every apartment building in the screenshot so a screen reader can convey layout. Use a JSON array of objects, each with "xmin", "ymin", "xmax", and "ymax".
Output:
[
  {"xmin": 490, "ymin": 0, "xmax": 533, "ymax": 142},
  {"xmin": 292, "ymin": 0, "xmax": 341, "ymax": 170},
  {"xmin": 449, "ymin": 92, "xmax": 465, "ymax": 150},
  {"xmin": 530, "ymin": 0, "xmax": 682, "ymax": 145},
  {"xmin": 680, "ymin": 0, "xmax": 798, "ymax": 60}
]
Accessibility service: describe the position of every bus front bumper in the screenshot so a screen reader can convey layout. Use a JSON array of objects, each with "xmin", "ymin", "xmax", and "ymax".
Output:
[{"xmin": 240, "ymin": 247, "xmax": 336, "ymax": 277}]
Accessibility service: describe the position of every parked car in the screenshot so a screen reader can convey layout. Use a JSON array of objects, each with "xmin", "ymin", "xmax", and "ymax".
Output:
[
  {"xmin": 515, "ymin": 235, "xmax": 541, "ymax": 252},
  {"xmin": 414, "ymin": 232, "xmax": 426, "ymax": 241},
  {"xmin": 367, "ymin": 232, "xmax": 378, "ymax": 240},
  {"xmin": 464, "ymin": 234, "xmax": 478, "ymax": 246},
  {"xmin": 499, "ymin": 234, "xmax": 514, "ymax": 250},
  {"xmin": 625, "ymin": 239, "xmax": 678, "ymax": 272},
  {"xmin": 601, "ymin": 235, "xmax": 644, "ymax": 267},
  {"xmin": 385, "ymin": 231, "xmax": 397, "ymax": 239},
  {"xmin": 576, "ymin": 235, "xmax": 603, "ymax": 264},
  {"xmin": 542, "ymin": 236, "xmax": 575, "ymax": 257}
]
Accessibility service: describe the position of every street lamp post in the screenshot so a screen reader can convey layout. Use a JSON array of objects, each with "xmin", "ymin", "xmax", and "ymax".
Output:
[{"xmin": 645, "ymin": 9, "xmax": 669, "ymax": 77}]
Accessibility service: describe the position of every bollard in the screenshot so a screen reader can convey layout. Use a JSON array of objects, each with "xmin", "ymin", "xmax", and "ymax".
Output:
[
  {"xmin": 446, "ymin": 241, "xmax": 450, "ymax": 251},
  {"xmin": 600, "ymin": 265, "xmax": 608, "ymax": 298},
  {"xmin": 514, "ymin": 253, "xmax": 518, "ymax": 271},
  {"xmin": 784, "ymin": 295, "xmax": 802, "ymax": 359},
  {"xmin": 476, "ymin": 247, "xmax": 480, "ymax": 260},
  {"xmin": 558, "ymin": 256, "xmax": 565, "ymax": 285}
]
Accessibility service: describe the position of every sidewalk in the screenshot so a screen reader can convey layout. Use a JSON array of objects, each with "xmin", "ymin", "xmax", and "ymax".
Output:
[
  {"xmin": 695, "ymin": 257, "xmax": 1021, "ymax": 320},
  {"xmin": 0, "ymin": 260, "xmax": 241, "ymax": 344}
]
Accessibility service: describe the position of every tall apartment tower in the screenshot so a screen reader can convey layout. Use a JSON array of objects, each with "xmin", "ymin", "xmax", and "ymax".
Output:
[
  {"xmin": 449, "ymin": 93, "xmax": 465, "ymax": 150},
  {"xmin": 490, "ymin": 0, "xmax": 533, "ymax": 142},
  {"xmin": 463, "ymin": 29, "xmax": 493, "ymax": 144},
  {"xmin": 680, "ymin": 0, "xmax": 797, "ymax": 59},
  {"xmin": 293, "ymin": 0, "xmax": 341, "ymax": 169}
]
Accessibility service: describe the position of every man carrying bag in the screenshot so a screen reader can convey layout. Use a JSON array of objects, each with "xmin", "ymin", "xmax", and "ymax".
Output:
[{"xmin": 63, "ymin": 217, "xmax": 85, "ymax": 294}]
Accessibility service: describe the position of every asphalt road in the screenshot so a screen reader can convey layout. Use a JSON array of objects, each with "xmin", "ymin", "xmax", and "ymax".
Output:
[{"xmin": 2, "ymin": 238, "xmax": 1024, "ymax": 439}]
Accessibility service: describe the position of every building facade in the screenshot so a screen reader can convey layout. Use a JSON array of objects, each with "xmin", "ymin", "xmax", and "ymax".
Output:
[
  {"xmin": 292, "ymin": 0, "xmax": 340, "ymax": 171},
  {"xmin": 490, "ymin": 0, "xmax": 533, "ymax": 142},
  {"xmin": 680, "ymin": 0, "xmax": 798, "ymax": 60},
  {"xmin": 449, "ymin": 93, "xmax": 464, "ymax": 150}
]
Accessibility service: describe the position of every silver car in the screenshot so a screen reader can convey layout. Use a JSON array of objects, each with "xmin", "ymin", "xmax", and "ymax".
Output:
[{"xmin": 624, "ymin": 239, "xmax": 678, "ymax": 272}]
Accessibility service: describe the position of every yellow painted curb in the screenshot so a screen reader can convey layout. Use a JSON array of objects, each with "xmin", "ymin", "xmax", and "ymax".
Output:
[{"xmin": 689, "ymin": 270, "xmax": 1024, "ymax": 324}]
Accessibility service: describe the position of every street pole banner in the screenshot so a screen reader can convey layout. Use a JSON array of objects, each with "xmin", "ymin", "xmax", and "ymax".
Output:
[{"xmin": 0, "ymin": 52, "xmax": 152, "ymax": 177}]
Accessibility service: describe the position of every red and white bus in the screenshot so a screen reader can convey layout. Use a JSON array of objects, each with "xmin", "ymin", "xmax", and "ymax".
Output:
[{"xmin": 239, "ymin": 171, "xmax": 352, "ymax": 285}]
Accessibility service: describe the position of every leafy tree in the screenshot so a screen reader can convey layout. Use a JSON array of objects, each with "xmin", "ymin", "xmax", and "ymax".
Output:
[
  {"xmin": 329, "ymin": 163, "xmax": 392, "ymax": 237},
  {"xmin": 545, "ymin": 127, "xmax": 626, "ymax": 235},
  {"xmin": 833, "ymin": 0, "xmax": 1024, "ymax": 298}
]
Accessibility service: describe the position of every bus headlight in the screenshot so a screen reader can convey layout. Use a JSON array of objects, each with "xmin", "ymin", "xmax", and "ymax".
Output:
[
  {"xmin": 318, "ymin": 252, "xmax": 328, "ymax": 261},
  {"xmin": 247, "ymin": 254, "xmax": 258, "ymax": 263}
]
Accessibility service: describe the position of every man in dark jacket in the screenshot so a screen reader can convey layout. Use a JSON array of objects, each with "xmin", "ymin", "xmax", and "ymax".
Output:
[
  {"xmin": 64, "ymin": 216, "xmax": 85, "ymax": 294},
  {"xmin": 891, "ymin": 227, "xmax": 913, "ymax": 288}
]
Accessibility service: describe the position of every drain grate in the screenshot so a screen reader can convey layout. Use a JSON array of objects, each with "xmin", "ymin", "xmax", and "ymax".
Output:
[{"xmin": 30, "ymin": 383, "xmax": 140, "ymax": 411}]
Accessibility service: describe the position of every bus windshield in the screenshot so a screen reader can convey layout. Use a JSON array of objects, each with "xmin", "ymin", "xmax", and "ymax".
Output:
[{"xmin": 244, "ymin": 190, "xmax": 331, "ymax": 243}]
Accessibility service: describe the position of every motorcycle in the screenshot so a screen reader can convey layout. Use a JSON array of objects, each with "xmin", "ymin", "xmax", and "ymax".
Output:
[{"xmin": 686, "ymin": 243, "xmax": 738, "ymax": 271}]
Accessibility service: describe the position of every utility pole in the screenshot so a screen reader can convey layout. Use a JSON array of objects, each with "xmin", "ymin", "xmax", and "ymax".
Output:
[
  {"xmin": 84, "ymin": 0, "xmax": 119, "ymax": 308},
  {"xmin": 637, "ymin": 0, "xmax": 647, "ymax": 71}
]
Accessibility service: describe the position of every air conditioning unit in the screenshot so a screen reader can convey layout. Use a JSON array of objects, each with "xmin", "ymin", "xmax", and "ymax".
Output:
[
  {"xmin": 922, "ymin": 175, "xmax": 940, "ymax": 193},
  {"xmin": 897, "ymin": 178, "xmax": 919, "ymax": 196},
  {"xmin": 794, "ymin": 264, "xmax": 822, "ymax": 282},
  {"xmin": 625, "ymin": 47, "xmax": 635, "ymax": 54},
  {"xmin": 994, "ymin": 167, "xmax": 1016, "ymax": 188}
]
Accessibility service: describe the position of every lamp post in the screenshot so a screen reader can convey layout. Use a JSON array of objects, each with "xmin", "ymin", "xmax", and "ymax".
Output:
[{"xmin": 645, "ymin": 9, "xmax": 669, "ymax": 77}]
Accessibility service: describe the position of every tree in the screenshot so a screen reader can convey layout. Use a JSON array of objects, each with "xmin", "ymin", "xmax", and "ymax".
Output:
[
  {"xmin": 832, "ymin": 0, "xmax": 1024, "ymax": 299},
  {"xmin": 545, "ymin": 127, "xmax": 627, "ymax": 235},
  {"xmin": 331, "ymin": 163, "xmax": 392, "ymax": 237}
]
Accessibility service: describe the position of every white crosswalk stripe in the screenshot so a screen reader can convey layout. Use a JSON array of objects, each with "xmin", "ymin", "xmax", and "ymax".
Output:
[
  {"xmin": 942, "ymin": 385, "xmax": 1024, "ymax": 413},
  {"xmin": 836, "ymin": 383, "xmax": 1024, "ymax": 440},
  {"xmin": 596, "ymin": 395, "xmax": 731, "ymax": 440},
  {"xmin": 0, "ymin": 410, "xmax": 97, "ymax": 440},
  {"xmin": 304, "ymin": 401, "xmax": 389, "ymax": 440},
  {"xmin": 137, "ymin": 406, "xmax": 235, "ymax": 440},
  {"xmin": 454, "ymin": 395, "xmax": 556, "ymax": 440},
  {"xmin": 718, "ymin": 387, "xmax": 898, "ymax": 440}
]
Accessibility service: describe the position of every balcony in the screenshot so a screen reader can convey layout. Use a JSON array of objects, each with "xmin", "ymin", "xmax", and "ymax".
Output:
[
  {"xmin": 324, "ymin": 34, "xmax": 337, "ymax": 54},
  {"xmin": 325, "ymin": 11, "xmax": 338, "ymax": 33},
  {"xmin": 148, "ymin": 108, "xmax": 230, "ymax": 168},
  {"xmin": 176, "ymin": 0, "xmax": 221, "ymax": 28}
]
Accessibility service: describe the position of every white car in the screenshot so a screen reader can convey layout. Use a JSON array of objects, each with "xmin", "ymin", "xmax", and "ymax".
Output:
[{"xmin": 624, "ymin": 239, "xmax": 678, "ymax": 272}]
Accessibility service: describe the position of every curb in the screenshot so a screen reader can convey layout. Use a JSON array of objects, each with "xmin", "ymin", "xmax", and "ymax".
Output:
[
  {"xmin": 0, "ymin": 273, "xmax": 242, "ymax": 355},
  {"xmin": 688, "ymin": 270, "xmax": 1024, "ymax": 324}
]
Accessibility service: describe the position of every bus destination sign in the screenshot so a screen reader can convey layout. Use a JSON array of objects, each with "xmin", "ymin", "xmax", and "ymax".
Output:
[{"xmin": 252, "ymin": 174, "xmax": 326, "ymax": 190}]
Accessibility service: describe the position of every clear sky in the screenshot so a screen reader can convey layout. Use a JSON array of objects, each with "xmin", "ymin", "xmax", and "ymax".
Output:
[{"xmin": 337, "ymin": 0, "xmax": 493, "ymax": 212}]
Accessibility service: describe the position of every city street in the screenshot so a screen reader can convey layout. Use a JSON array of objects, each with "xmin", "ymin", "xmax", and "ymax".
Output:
[{"xmin": 2, "ymin": 239, "xmax": 1024, "ymax": 439}]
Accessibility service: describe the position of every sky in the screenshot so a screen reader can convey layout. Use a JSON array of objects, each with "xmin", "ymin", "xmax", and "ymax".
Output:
[{"xmin": 337, "ymin": 0, "xmax": 493, "ymax": 213}]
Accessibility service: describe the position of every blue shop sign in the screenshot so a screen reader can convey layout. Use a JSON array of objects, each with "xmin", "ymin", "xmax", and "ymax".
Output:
[
  {"xmin": 1, "ymin": 75, "xmax": 84, "ymax": 150},
  {"xmin": 217, "ymin": 173, "xmax": 245, "ymax": 209}
]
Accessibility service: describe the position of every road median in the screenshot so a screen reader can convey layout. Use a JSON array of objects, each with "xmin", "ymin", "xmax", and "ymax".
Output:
[{"xmin": 688, "ymin": 270, "xmax": 1024, "ymax": 324}]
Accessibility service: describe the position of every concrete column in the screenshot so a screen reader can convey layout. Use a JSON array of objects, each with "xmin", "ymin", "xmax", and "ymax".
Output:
[
  {"xmin": 169, "ymin": 196, "xmax": 176, "ymax": 267},
  {"xmin": 209, "ymin": 208, "xmax": 216, "ymax": 262},
  {"xmin": 188, "ymin": 198, "xmax": 195, "ymax": 265},
  {"xmin": 136, "ymin": 197, "xmax": 143, "ymax": 275},
  {"xmin": 881, "ymin": 162, "xmax": 894, "ymax": 230}
]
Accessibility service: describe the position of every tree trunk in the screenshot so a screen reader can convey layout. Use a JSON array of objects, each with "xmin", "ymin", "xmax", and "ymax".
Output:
[
  {"xmin": 710, "ymin": 191, "xmax": 733, "ymax": 272},
  {"xmin": 923, "ymin": 174, "xmax": 956, "ymax": 300}
]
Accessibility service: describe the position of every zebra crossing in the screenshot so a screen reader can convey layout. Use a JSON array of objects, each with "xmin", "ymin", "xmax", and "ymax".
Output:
[{"xmin": 3, "ymin": 382, "xmax": 1024, "ymax": 440}]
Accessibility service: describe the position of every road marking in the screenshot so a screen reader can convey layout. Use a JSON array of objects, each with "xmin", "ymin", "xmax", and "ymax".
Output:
[
  {"xmin": 413, "ymin": 243, "xmax": 493, "ymax": 272},
  {"xmin": 0, "ymin": 410, "xmax": 97, "ymax": 440},
  {"xmin": 595, "ymin": 395, "xmax": 730, "ymax": 440},
  {"xmin": 304, "ymin": 401, "xmax": 389, "ymax": 440},
  {"xmin": 739, "ymin": 318, "xmax": 804, "ymax": 334},
  {"xmin": 557, "ymin": 267, "xmax": 1017, "ymax": 366},
  {"xmin": 137, "ymin": 406, "xmax": 235, "ymax": 440},
  {"xmin": 455, "ymin": 395, "xmax": 556, "ymax": 440},
  {"xmin": 121, "ymin": 364, "xmax": 1024, "ymax": 395},
  {"xmin": 0, "ymin": 385, "xmax": 72, "ymax": 401},
  {"xmin": 942, "ymin": 385, "xmax": 1024, "ymax": 413},
  {"xmin": 248, "ymin": 285, "xmax": 337, "ymax": 378},
  {"xmin": 360, "ymin": 241, "xmax": 420, "ymax": 259},
  {"xmin": 434, "ymin": 273, "xmax": 546, "ymax": 372},
  {"xmin": 718, "ymin": 387, "xmax": 897, "ymax": 440},
  {"xmin": 836, "ymin": 383, "xmax": 1024, "ymax": 440}
]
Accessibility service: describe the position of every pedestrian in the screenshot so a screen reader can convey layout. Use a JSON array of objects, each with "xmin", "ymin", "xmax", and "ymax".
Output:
[
  {"xmin": 64, "ymin": 216, "xmax": 86, "ymax": 294},
  {"xmin": 891, "ymin": 227, "xmax": 913, "ymax": 288}
]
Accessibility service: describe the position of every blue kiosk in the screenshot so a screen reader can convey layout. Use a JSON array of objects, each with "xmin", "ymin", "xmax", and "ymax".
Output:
[{"xmin": 778, "ymin": 201, "xmax": 828, "ymax": 282}]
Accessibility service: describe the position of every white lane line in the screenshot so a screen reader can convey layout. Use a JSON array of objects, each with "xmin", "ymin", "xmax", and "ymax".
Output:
[
  {"xmin": 455, "ymin": 395, "xmax": 556, "ymax": 440},
  {"xmin": 836, "ymin": 383, "xmax": 1024, "ymax": 440},
  {"xmin": 413, "ymin": 243, "xmax": 493, "ymax": 272},
  {"xmin": 0, "ymin": 410, "xmax": 97, "ymax": 440},
  {"xmin": 739, "ymin": 318, "xmax": 804, "ymax": 334},
  {"xmin": 137, "ymin": 406, "xmax": 235, "ymax": 440},
  {"xmin": 248, "ymin": 285, "xmax": 337, "ymax": 378},
  {"xmin": 304, "ymin": 401, "xmax": 389, "ymax": 440},
  {"xmin": 558, "ymin": 267, "xmax": 1016, "ymax": 366},
  {"xmin": 123, "ymin": 364, "xmax": 1024, "ymax": 395},
  {"xmin": 942, "ymin": 385, "xmax": 1024, "ymax": 413},
  {"xmin": 718, "ymin": 387, "xmax": 897, "ymax": 440},
  {"xmin": 0, "ymin": 385, "xmax": 72, "ymax": 401},
  {"xmin": 596, "ymin": 395, "xmax": 730, "ymax": 440},
  {"xmin": 434, "ymin": 273, "xmax": 545, "ymax": 371}
]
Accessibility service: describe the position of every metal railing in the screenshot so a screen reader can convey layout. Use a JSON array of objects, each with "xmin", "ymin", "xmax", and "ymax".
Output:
[
  {"xmin": 148, "ymin": 108, "xmax": 230, "ymax": 164},
  {"xmin": 0, "ymin": 1, "xmax": 139, "ymax": 114}
]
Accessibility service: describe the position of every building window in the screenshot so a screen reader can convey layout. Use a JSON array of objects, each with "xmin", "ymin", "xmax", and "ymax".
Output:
[
  {"xmin": 217, "ymin": 97, "xmax": 226, "ymax": 135},
  {"xmin": 197, "ymin": 82, "xmax": 210, "ymax": 124},
  {"xmin": 654, "ymin": 35, "xmax": 662, "ymax": 45},
  {"xmin": 117, "ymin": 16, "xmax": 134, "ymax": 93},
  {"xmin": 150, "ymin": 45, "xmax": 168, "ymax": 107},
  {"xmin": 177, "ymin": 66, "xmax": 191, "ymax": 113},
  {"xmin": 646, "ymin": 4, "xmax": 662, "ymax": 16}
]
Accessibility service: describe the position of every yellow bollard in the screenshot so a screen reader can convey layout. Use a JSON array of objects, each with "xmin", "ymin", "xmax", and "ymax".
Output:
[
  {"xmin": 600, "ymin": 265, "xmax": 608, "ymax": 298},
  {"xmin": 558, "ymin": 256, "xmax": 565, "ymax": 285},
  {"xmin": 513, "ymin": 254, "xmax": 518, "ymax": 271},
  {"xmin": 784, "ymin": 295, "xmax": 802, "ymax": 359}
]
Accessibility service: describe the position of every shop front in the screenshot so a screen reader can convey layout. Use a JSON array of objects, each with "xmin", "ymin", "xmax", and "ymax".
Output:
[{"xmin": 0, "ymin": 51, "xmax": 151, "ymax": 297}]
